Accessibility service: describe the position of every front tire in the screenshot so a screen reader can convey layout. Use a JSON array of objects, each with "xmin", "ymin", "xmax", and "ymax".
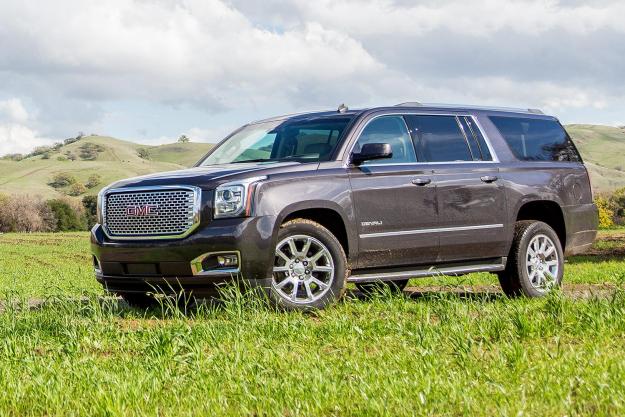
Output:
[
  {"xmin": 119, "ymin": 292, "xmax": 156, "ymax": 309},
  {"xmin": 266, "ymin": 219, "xmax": 348, "ymax": 311},
  {"xmin": 498, "ymin": 220, "xmax": 564, "ymax": 297}
]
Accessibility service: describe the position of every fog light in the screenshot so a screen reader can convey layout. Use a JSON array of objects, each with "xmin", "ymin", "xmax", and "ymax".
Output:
[
  {"xmin": 217, "ymin": 254, "xmax": 238, "ymax": 268},
  {"xmin": 190, "ymin": 251, "xmax": 241, "ymax": 276}
]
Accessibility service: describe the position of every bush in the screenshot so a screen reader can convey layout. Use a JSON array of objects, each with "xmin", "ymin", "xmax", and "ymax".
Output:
[
  {"xmin": 64, "ymin": 151, "xmax": 77, "ymax": 161},
  {"xmin": 85, "ymin": 174, "xmax": 101, "ymax": 189},
  {"xmin": 0, "ymin": 194, "xmax": 55, "ymax": 232},
  {"xmin": 46, "ymin": 199, "xmax": 85, "ymax": 231},
  {"xmin": 49, "ymin": 172, "xmax": 77, "ymax": 188},
  {"xmin": 610, "ymin": 187, "xmax": 625, "ymax": 224},
  {"xmin": 78, "ymin": 142, "xmax": 105, "ymax": 160},
  {"xmin": 596, "ymin": 197, "xmax": 615, "ymax": 229},
  {"xmin": 67, "ymin": 183, "xmax": 87, "ymax": 196},
  {"xmin": 82, "ymin": 195, "xmax": 98, "ymax": 228},
  {"xmin": 137, "ymin": 147, "xmax": 150, "ymax": 159}
]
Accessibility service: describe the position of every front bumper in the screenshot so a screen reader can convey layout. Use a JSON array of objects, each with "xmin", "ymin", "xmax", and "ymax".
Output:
[{"xmin": 91, "ymin": 215, "xmax": 277, "ymax": 294}]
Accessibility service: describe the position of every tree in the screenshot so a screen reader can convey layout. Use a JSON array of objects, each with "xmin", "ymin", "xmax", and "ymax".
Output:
[
  {"xmin": 85, "ymin": 174, "xmax": 102, "ymax": 189},
  {"xmin": 49, "ymin": 172, "xmax": 77, "ymax": 188},
  {"xmin": 178, "ymin": 134, "xmax": 190, "ymax": 143},
  {"xmin": 46, "ymin": 199, "xmax": 85, "ymax": 231}
]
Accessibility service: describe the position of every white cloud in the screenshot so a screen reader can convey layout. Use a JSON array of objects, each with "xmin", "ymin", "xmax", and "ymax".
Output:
[
  {"xmin": 0, "ymin": 0, "xmax": 624, "ymax": 156},
  {"xmin": 0, "ymin": 98, "xmax": 52, "ymax": 155}
]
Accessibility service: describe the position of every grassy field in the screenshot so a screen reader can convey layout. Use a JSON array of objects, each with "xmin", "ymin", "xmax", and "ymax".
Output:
[{"xmin": 0, "ymin": 230, "xmax": 624, "ymax": 416}]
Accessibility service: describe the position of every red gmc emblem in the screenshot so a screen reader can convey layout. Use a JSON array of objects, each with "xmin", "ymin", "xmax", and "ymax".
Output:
[{"xmin": 126, "ymin": 204, "xmax": 159, "ymax": 217}]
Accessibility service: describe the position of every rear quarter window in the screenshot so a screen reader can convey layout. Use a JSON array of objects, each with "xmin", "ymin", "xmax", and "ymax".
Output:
[{"xmin": 489, "ymin": 116, "xmax": 582, "ymax": 162}]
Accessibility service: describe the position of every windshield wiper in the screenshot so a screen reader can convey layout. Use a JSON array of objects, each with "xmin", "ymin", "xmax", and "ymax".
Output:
[{"xmin": 231, "ymin": 158, "xmax": 275, "ymax": 163}]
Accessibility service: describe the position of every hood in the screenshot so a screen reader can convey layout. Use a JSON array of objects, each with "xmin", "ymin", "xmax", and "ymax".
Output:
[{"xmin": 106, "ymin": 162, "xmax": 313, "ymax": 189}]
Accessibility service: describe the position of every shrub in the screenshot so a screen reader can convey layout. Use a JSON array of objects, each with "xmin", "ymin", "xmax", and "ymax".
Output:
[
  {"xmin": 41, "ymin": 152, "xmax": 51, "ymax": 160},
  {"xmin": 67, "ymin": 183, "xmax": 87, "ymax": 197},
  {"xmin": 46, "ymin": 199, "xmax": 85, "ymax": 231},
  {"xmin": 610, "ymin": 187, "xmax": 625, "ymax": 223},
  {"xmin": 596, "ymin": 197, "xmax": 615, "ymax": 229},
  {"xmin": 85, "ymin": 174, "xmax": 101, "ymax": 189},
  {"xmin": 78, "ymin": 142, "xmax": 105, "ymax": 160},
  {"xmin": 137, "ymin": 147, "xmax": 150, "ymax": 159},
  {"xmin": 57, "ymin": 155, "xmax": 67, "ymax": 161},
  {"xmin": 30, "ymin": 146, "xmax": 52, "ymax": 157},
  {"xmin": 0, "ymin": 194, "xmax": 55, "ymax": 232},
  {"xmin": 49, "ymin": 172, "xmax": 77, "ymax": 188},
  {"xmin": 64, "ymin": 151, "xmax": 77, "ymax": 161},
  {"xmin": 82, "ymin": 195, "xmax": 98, "ymax": 228},
  {"xmin": 64, "ymin": 137, "xmax": 80, "ymax": 145}
]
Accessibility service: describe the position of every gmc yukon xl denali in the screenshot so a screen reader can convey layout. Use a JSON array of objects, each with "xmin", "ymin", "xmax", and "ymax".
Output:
[{"xmin": 91, "ymin": 103, "xmax": 598, "ymax": 310}]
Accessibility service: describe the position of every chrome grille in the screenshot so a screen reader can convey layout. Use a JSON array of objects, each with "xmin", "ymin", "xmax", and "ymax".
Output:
[{"xmin": 103, "ymin": 187, "xmax": 200, "ymax": 239}]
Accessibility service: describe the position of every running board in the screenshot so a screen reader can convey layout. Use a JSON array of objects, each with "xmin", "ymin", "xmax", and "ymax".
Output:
[{"xmin": 348, "ymin": 258, "xmax": 507, "ymax": 283}]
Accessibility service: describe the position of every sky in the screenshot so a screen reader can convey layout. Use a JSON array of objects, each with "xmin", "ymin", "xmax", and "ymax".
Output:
[{"xmin": 0, "ymin": 0, "xmax": 624, "ymax": 156}]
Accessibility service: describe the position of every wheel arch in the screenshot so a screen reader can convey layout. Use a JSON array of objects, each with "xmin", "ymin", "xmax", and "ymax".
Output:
[
  {"xmin": 275, "ymin": 201, "xmax": 356, "ymax": 261},
  {"xmin": 514, "ymin": 199, "xmax": 567, "ymax": 250}
]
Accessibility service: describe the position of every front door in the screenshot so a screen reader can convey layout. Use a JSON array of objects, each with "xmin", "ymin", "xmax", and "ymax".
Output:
[{"xmin": 348, "ymin": 115, "xmax": 439, "ymax": 269}]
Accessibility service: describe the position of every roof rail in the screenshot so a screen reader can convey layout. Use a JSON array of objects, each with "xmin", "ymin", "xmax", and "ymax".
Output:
[{"xmin": 394, "ymin": 102, "xmax": 544, "ymax": 115}]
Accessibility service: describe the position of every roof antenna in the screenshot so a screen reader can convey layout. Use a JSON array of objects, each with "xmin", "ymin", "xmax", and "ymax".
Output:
[{"xmin": 337, "ymin": 103, "xmax": 348, "ymax": 113}]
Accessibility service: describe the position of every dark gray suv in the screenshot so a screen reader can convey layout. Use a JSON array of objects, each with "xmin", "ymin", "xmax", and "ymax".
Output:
[{"xmin": 91, "ymin": 103, "xmax": 598, "ymax": 310}]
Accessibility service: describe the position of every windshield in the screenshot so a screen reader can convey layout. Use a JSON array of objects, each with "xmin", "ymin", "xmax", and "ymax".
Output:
[{"xmin": 199, "ymin": 116, "xmax": 353, "ymax": 165}]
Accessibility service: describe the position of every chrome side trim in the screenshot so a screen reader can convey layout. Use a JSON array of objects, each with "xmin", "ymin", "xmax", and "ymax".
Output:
[
  {"xmin": 348, "ymin": 260, "xmax": 507, "ymax": 283},
  {"xmin": 190, "ymin": 251, "xmax": 241, "ymax": 276},
  {"xmin": 359, "ymin": 223, "xmax": 504, "ymax": 239},
  {"xmin": 101, "ymin": 185, "xmax": 202, "ymax": 241}
]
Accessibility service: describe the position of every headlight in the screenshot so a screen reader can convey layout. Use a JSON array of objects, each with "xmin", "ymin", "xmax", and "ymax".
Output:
[
  {"xmin": 214, "ymin": 177, "xmax": 266, "ymax": 219},
  {"xmin": 96, "ymin": 187, "xmax": 107, "ymax": 224}
]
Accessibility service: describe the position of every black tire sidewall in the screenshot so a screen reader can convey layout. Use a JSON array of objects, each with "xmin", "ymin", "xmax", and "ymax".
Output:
[{"xmin": 266, "ymin": 219, "xmax": 348, "ymax": 311}]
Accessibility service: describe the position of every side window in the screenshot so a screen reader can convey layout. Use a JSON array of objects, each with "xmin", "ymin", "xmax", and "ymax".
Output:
[
  {"xmin": 489, "ymin": 116, "xmax": 581, "ymax": 162},
  {"xmin": 406, "ymin": 115, "xmax": 473, "ymax": 162},
  {"xmin": 354, "ymin": 115, "xmax": 416, "ymax": 164}
]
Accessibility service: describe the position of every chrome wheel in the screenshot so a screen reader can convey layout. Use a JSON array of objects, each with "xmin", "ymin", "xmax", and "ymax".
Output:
[
  {"xmin": 526, "ymin": 234, "xmax": 559, "ymax": 291},
  {"xmin": 272, "ymin": 234, "xmax": 335, "ymax": 304}
]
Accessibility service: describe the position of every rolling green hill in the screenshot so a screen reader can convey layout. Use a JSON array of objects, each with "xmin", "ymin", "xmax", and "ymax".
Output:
[
  {"xmin": 565, "ymin": 125, "xmax": 625, "ymax": 194},
  {"xmin": 0, "ymin": 125, "xmax": 623, "ymax": 199},
  {"xmin": 0, "ymin": 135, "xmax": 212, "ymax": 199}
]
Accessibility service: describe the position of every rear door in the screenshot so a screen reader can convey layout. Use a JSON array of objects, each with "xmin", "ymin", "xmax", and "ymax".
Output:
[
  {"xmin": 348, "ymin": 115, "xmax": 439, "ymax": 268},
  {"xmin": 405, "ymin": 114, "xmax": 508, "ymax": 262}
]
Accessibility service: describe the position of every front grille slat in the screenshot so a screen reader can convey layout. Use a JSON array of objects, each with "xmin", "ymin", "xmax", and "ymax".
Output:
[{"xmin": 103, "ymin": 187, "xmax": 200, "ymax": 239}]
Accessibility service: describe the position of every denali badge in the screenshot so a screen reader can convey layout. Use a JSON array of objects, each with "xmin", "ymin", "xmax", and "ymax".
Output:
[{"xmin": 126, "ymin": 204, "xmax": 159, "ymax": 217}]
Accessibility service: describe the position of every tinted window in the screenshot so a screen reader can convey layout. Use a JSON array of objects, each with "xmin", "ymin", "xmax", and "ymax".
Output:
[
  {"xmin": 354, "ymin": 115, "xmax": 416, "ymax": 164},
  {"xmin": 406, "ymin": 115, "xmax": 472, "ymax": 162},
  {"xmin": 489, "ymin": 116, "xmax": 581, "ymax": 162}
]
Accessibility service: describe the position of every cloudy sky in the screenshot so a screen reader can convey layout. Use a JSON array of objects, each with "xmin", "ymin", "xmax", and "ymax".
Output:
[{"xmin": 1, "ymin": 0, "xmax": 624, "ymax": 155}]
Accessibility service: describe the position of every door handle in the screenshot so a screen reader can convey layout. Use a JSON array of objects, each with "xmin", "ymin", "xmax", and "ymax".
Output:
[
  {"xmin": 480, "ymin": 175, "xmax": 498, "ymax": 183},
  {"xmin": 411, "ymin": 178, "xmax": 432, "ymax": 186}
]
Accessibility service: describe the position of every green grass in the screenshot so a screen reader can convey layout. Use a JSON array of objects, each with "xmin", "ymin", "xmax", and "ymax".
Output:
[{"xmin": 0, "ymin": 231, "xmax": 624, "ymax": 416}]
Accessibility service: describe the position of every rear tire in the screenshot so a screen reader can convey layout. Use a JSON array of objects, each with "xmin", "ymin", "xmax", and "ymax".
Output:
[
  {"xmin": 498, "ymin": 220, "xmax": 564, "ymax": 297},
  {"xmin": 356, "ymin": 279, "xmax": 409, "ymax": 295},
  {"xmin": 265, "ymin": 219, "xmax": 348, "ymax": 311}
]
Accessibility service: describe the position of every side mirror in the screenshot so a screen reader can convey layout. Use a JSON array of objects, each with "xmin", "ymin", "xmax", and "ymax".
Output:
[{"xmin": 351, "ymin": 143, "xmax": 393, "ymax": 165}]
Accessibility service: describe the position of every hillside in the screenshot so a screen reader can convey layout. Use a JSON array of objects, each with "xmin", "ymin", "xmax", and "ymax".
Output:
[
  {"xmin": 0, "ymin": 135, "xmax": 212, "ymax": 199},
  {"xmin": 565, "ymin": 124, "xmax": 625, "ymax": 194},
  {"xmin": 0, "ymin": 125, "xmax": 624, "ymax": 199}
]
